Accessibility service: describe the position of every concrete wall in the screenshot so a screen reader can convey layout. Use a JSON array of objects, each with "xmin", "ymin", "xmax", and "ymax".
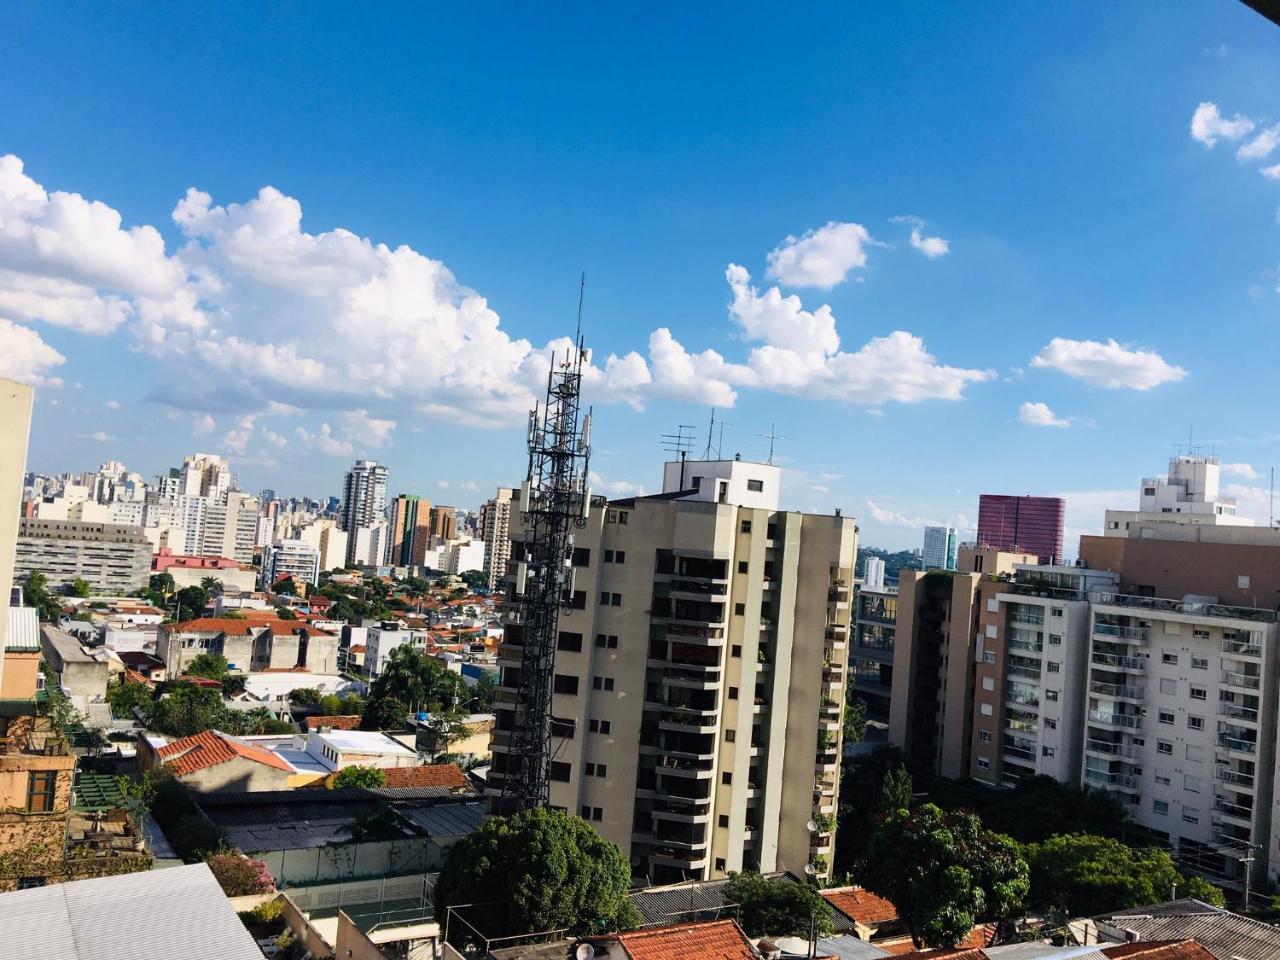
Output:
[
  {"xmin": 0, "ymin": 380, "xmax": 33, "ymax": 697},
  {"xmin": 178, "ymin": 756, "xmax": 294, "ymax": 793},
  {"xmin": 1080, "ymin": 534, "xmax": 1280, "ymax": 605}
]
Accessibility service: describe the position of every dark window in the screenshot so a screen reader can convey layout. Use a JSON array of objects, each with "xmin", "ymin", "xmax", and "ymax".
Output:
[
  {"xmin": 734, "ymin": 603, "xmax": 745, "ymax": 616},
  {"xmin": 604, "ymin": 549, "xmax": 614, "ymax": 563},
  {"xmin": 549, "ymin": 761, "xmax": 571, "ymax": 782},
  {"xmin": 26, "ymin": 771, "xmax": 57, "ymax": 813},
  {"xmin": 610, "ymin": 593, "xmax": 622, "ymax": 606},
  {"xmin": 569, "ymin": 591, "xmax": 586, "ymax": 610},
  {"xmin": 593, "ymin": 676, "xmax": 615, "ymax": 692},
  {"xmin": 718, "ymin": 814, "xmax": 729, "ymax": 828},
  {"xmin": 16, "ymin": 877, "xmax": 45, "ymax": 890},
  {"xmin": 551, "ymin": 717, "xmax": 576, "ymax": 739},
  {"xmin": 618, "ymin": 511, "xmax": 628, "ymax": 524},
  {"xmin": 588, "ymin": 718, "xmax": 611, "ymax": 734},
  {"xmin": 721, "ymin": 771, "xmax": 732, "ymax": 784},
  {"xmin": 572, "ymin": 547, "xmax": 591, "ymax": 567},
  {"xmin": 731, "ymin": 644, "xmax": 742, "ymax": 657},
  {"xmin": 715, "ymin": 858, "xmax": 726, "ymax": 872},
  {"xmin": 766, "ymin": 523, "xmax": 777, "ymax": 539},
  {"xmin": 557, "ymin": 632, "xmax": 583, "ymax": 652},
  {"xmin": 724, "ymin": 729, "xmax": 736, "ymax": 742},
  {"xmin": 595, "ymin": 633, "xmax": 619, "ymax": 648},
  {"xmin": 728, "ymin": 687, "xmax": 739, "ymax": 699},
  {"xmin": 615, "ymin": 550, "xmax": 626, "ymax": 564},
  {"xmin": 737, "ymin": 561, "xmax": 748, "ymax": 574},
  {"xmin": 747, "ymin": 479, "xmax": 764, "ymax": 492},
  {"xmin": 740, "ymin": 520, "xmax": 752, "ymax": 534},
  {"xmin": 553, "ymin": 674, "xmax": 579, "ymax": 695}
]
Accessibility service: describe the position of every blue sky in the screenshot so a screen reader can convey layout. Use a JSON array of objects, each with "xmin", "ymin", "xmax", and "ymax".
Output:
[{"xmin": 2, "ymin": 3, "xmax": 1278, "ymax": 551}]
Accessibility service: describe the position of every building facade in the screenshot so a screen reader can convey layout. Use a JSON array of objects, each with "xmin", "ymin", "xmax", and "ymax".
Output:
[
  {"xmin": 921, "ymin": 526, "xmax": 957, "ymax": 571},
  {"xmin": 339, "ymin": 460, "xmax": 389, "ymax": 565},
  {"xmin": 480, "ymin": 488, "xmax": 514, "ymax": 591},
  {"xmin": 1104, "ymin": 455, "xmax": 1252, "ymax": 537},
  {"xmin": 389, "ymin": 494, "xmax": 431, "ymax": 566},
  {"xmin": 976, "ymin": 494, "xmax": 1066, "ymax": 563},
  {"xmin": 262, "ymin": 539, "xmax": 321, "ymax": 589},
  {"xmin": 14, "ymin": 519, "xmax": 152, "ymax": 594},
  {"xmin": 486, "ymin": 459, "xmax": 856, "ymax": 885},
  {"xmin": 850, "ymin": 584, "xmax": 896, "ymax": 721}
]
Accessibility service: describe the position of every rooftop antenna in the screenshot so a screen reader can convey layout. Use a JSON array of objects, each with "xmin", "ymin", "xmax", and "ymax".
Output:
[
  {"xmin": 1271, "ymin": 467, "xmax": 1275, "ymax": 529},
  {"xmin": 575, "ymin": 272, "xmax": 585, "ymax": 347},
  {"xmin": 716, "ymin": 418, "xmax": 730, "ymax": 459},
  {"xmin": 702, "ymin": 408, "xmax": 717, "ymax": 460},
  {"xmin": 759, "ymin": 423, "xmax": 786, "ymax": 465},
  {"xmin": 662, "ymin": 425, "xmax": 696, "ymax": 490}
]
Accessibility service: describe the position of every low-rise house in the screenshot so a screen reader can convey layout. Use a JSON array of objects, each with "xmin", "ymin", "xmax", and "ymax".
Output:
[
  {"xmin": 153, "ymin": 548, "xmax": 258, "ymax": 592},
  {"xmin": 0, "ymin": 862, "xmax": 264, "ymax": 959},
  {"xmin": 141, "ymin": 729, "xmax": 300, "ymax": 792},
  {"xmin": 307, "ymin": 728, "xmax": 418, "ymax": 771},
  {"xmin": 158, "ymin": 616, "xmax": 339, "ymax": 676},
  {"xmin": 1078, "ymin": 898, "xmax": 1280, "ymax": 960},
  {"xmin": 116, "ymin": 650, "xmax": 166, "ymax": 683},
  {"xmin": 40, "ymin": 625, "xmax": 110, "ymax": 713},
  {"xmin": 821, "ymin": 885, "xmax": 904, "ymax": 941},
  {"xmin": 1, "ymin": 603, "xmax": 41, "ymax": 700},
  {"xmin": 890, "ymin": 941, "xmax": 1215, "ymax": 960}
]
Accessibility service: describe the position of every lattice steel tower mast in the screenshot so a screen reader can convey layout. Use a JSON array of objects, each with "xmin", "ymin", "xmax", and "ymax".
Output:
[{"xmin": 496, "ymin": 286, "xmax": 592, "ymax": 814}]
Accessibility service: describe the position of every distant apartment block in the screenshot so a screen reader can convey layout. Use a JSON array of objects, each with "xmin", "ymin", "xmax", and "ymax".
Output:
[
  {"xmin": 921, "ymin": 526, "xmax": 957, "ymax": 571},
  {"xmin": 976, "ymin": 494, "xmax": 1065, "ymax": 563},
  {"xmin": 340, "ymin": 459, "xmax": 389, "ymax": 566},
  {"xmin": 159, "ymin": 616, "xmax": 340, "ymax": 676},
  {"xmin": 480, "ymin": 488, "xmax": 514, "ymax": 590},
  {"xmin": 850, "ymin": 583, "xmax": 896, "ymax": 721},
  {"xmin": 862, "ymin": 556, "xmax": 886, "ymax": 589},
  {"xmin": 1105, "ymin": 455, "xmax": 1251, "ymax": 536},
  {"xmin": 389, "ymin": 494, "xmax": 431, "ymax": 566},
  {"xmin": 487, "ymin": 458, "xmax": 856, "ymax": 885},
  {"xmin": 262, "ymin": 538, "xmax": 321, "ymax": 589},
  {"xmin": 14, "ymin": 519, "xmax": 151, "ymax": 594}
]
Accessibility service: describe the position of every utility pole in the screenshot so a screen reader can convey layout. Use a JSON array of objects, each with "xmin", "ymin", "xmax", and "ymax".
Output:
[{"xmin": 1240, "ymin": 847, "xmax": 1256, "ymax": 914}]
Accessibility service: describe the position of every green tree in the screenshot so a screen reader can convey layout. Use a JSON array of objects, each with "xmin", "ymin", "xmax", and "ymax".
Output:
[
  {"xmin": 372, "ymin": 645, "xmax": 468, "ymax": 713},
  {"xmin": 331, "ymin": 765, "xmax": 389, "ymax": 790},
  {"xmin": 39, "ymin": 662, "xmax": 85, "ymax": 734},
  {"xmin": 185, "ymin": 652, "xmax": 229, "ymax": 680},
  {"xmin": 149, "ymin": 571, "xmax": 176, "ymax": 596},
  {"xmin": 173, "ymin": 585, "xmax": 210, "ymax": 621},
  {"xmin": 880, "ymin": 764, "xmax": 913, "ymax": 814},
  {"xmin": 234, "ymin": 706, "xmax": 279, "ymax": 735},
  {"xmin": 843, "ymin": 695, "xmax": 867, "ymax": 743},
  {"xmin": 472, "ymin": 671, "xmax": 497, "ymax": 711},
  {"xmin": 1026, "ymin": 833, "xmax": 1224, "ymax": 916},
  {"xmin": 724, "ymin": 871, "xmax": 834, "ymax": 937},
  {"xmin": 274, "ymin": 605, "xmax": 297, "ymax": 620},
  {"xmin": 289, "ymin": 687, "xmax": 322, "ymax": 705},
  {"xmin": 69, "ymin": 577, "xmax": 91, "ymax": 598},
  {"xmin": 150, "ymin": 683, "xmax": 228, "ymax": 737},
  {"xmin": 106, "ymin": 677, "xmax": 155, "ymax": 720},
  {"xmin": 205, "ymin": 850, "xmax": 275, "ymax": 896},
  {"xmin": 23, "ymin": 570, "xmax": 63, "ymax": 622},
  {"xmin": 200, "ymin": 576, "xmax": 224, "ymax": 597},
  {"xmin": 436, "ymin": 808, "xmax": 641, "ymax": 938},
  {"xmin": 360, "ymin": 696, "xmax": 408, "ymax": 731},
  {"xmin": 863, "ymin": 803, "xmax": 1029, "ymax": 948},
  {"xmin": 459, "ymin": 570, "xmax": 487, "ymax": 590},
  {"xmin": 273, "ymin": 576, "xmax": 298, "ymax": 597}
]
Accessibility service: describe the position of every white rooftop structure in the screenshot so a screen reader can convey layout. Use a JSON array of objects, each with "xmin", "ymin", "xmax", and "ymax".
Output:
[
  {"xmin": 0, "ymin": 862, "xmax": 264, "ymax": 960},
  {"xmin": 660, "ymin": 457, "xmax": 781, "ymax": 510},
  {"xmin": 1105, "ymin": 454, "xmax": 1254, "ymax": 536}
]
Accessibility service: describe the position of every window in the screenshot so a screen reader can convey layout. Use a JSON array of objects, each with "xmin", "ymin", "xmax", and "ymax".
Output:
[
  {"xmin": 1162, "ymin": 652, "xmax": 1179, "ymax": 665},
  {"xmin": 977, "ymin": 757, "xmax": 991, "ymax": 769},
  {"xmin": 551, "ymin": 717, "xmax": 576, "ymax": 739},
  {"xmin": 607, "ymin": 510, "xmax": 617, "ymax": 523},
  {"xmin": 1042, "ymin": 746, "xmax": 1056, "ymax": 758},
  {"xmin": 592, "ymin": 676, "xmax": 615, "ymax": 692},
  {"xmin": 719, "ymin": 814, "xmax": 730, "ymax": 828},
  {"xmin": 1048, "ymin": 634, "xmax": 1062, "ymax": 646},
  {"xmin": 1184, "ymin": 774, "xmax": 1201, "ymax": 793},
  {"xmin": 588, "ymin": 719, "xmax": 611, "ymax": 734},
  {"xmin": 1191, "ymin": 656, "xmax": 1208, "ymax": 670},
  {"xmin": 1158, "ymin": 710, "xmax": 1175, "ymax": 725},
  {"xmin": 1186, "ymin": 744, "xmax": 1204, "ymax": 762},
  {"xmin": 594, "ymin": 634, "xmax": 618, "ymax": 648},
  {"xmin": 614, "ymin": 550, "xmax": 626, "ymax": 563},
  {"xmin": 747, "ymin": 479, "xmax": 764, "ymax": 492},
  {"xmin": 731, "ymin": 644, "xmax": 742, "ymax": 657},
  {"xmin": 557, "ymin": 632, "xmax": 583, "ymax": 652},
  {"xmin": 979, "ymin": 730, "xmax": 992, "ymax": 742},
  {"xmin": 572, "ymin": 547, "xmax": 591, "ymax": 566},
  {"xmin": 981, "ymin": 677, "xmax": 995, "ymax": 692},
  {"xmin": 1159, "ymin": 678, "xmax": 1177, "ymax": 695},
  {"xmin": 26, "ymin": 771, "xmax": 57, "ymax": 813},
  {"xmin": 580, "ymin": 806, "xmax": 603, "ymax": 822},
  {"xmin": 1183, "ymin": 807, "xmax": 1200, "ymax": 824},
  {"xmin": 1050, "ymin": 607, "xmax": 1064, "ymax": 618},
  {"xmin": 724, "ymin": 729, "xmax": 735, "ymax": 742},
  {"xmin": 1045, "ymin": 718, "xmax": 1058, "ymax": 730},
  {"xmin": 1047, "ymin": 661, "xmax": 1061, "ymax": 674},
  {"xmin": 1155, "ymin": 772, "xmax": 1171, "ymax": 785},
  {"xmin": 734, "ymin": 603, "xmax": 745, "ymax": 616},
  {"xmin": 584, "ymin": 763, "xmax": 607, "ymax": 778},
  {"xmin": 1190, "ymin": 686, "xmax": 1207, "ymax": 700},
  {"xmin": 1193, "ymin": 628, "xmax": 1210, "ymax": 641},
  {"xmin": 549, "ymin": 761, "xmax": 571, "ymax": 782},
  {"xmin": 1153, "ymin": 800, "xmax": 1169, "ymax": 816},
  {"xmin": 715, "ymin": 858, "xmax": 727, "ymax": 872},
  {"xmin": 553, "ymin": 674, "xmax": 579, "ymax": 695},
  {"xmin": 618, "ymin": 511, "xmax": 629, "ymax": 524},
  {"xmin": 983, "ymin": 651, "xmax": 996, "ymax": 664},
  {"xmin": 721, "ymin": 772, "xmax": 732, "ymax": 784},
  {"xmin": 600, "ymin": 592, "xmax": 622, "ymax": 606},
  {"xmin": 740, "ymin": 520, "xmax": 752, "ymax": 534},
  {"xmin": 1045, "ymin": 689, "xmax": 1059, "ymax": 702},
  {"xmin": 980, "ymin": 703, "xmax": 993, "ymax": 717},
  {"xmin": 1188, "ymin": 715, "xmax": 1204, "ymax": 731},
  {"xmin": 1157, "ymin": 740, "xmax": 1173, "ymax": 755},
  {"xmin": 728, "ymin": 687, "xmax": 739, "ymax": 700},
  {"xmin": 737, "ymin": 561, "xmax": 749, "ymax": 574}
]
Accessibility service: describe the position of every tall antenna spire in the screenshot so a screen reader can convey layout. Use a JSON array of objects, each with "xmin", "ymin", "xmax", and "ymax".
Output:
[
  {"xmin": 575, "ymin": 272, "xmax": 585, "ymax": 347},
  {"xmin": 759, "ymin": 423, "xmax": 785, "ymax": 465},
  {"xmin": 702, "ymin": 408, "xmax": 716, "ymax": 460}
]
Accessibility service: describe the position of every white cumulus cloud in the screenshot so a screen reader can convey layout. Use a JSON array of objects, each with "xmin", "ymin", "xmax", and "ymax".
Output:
[
  {"xmin": 1190, "ymin": 102, "xmax": 1255, "ymax": 147},
  {"xmin": 1262, "ymin": 164, "xmax": 1280, "ymax": 181},
  {"xmin": 765, "ymin": 221, "xmax": 873, "ymax": 289},
  {"xmin": 1221, "ymin": 462, "xmax": 1259, "ymax": 480},
  {"xmin": 1238, "ymin": 126, "xmax": 1280, "ymax": 162},
  {"xmin": 0, "ymin": 317, "xmax": 65, "ymax": 386},
  {"xmin": 1019, "ymin": 401, "xmax": 1070, "ymax": 428},
  {"xmin": 1031, "ymin": 337, "xmax": 1186, "ymax": 390},
  {"xmin": 892, "ymin": 215, "xmax": 950, "ymax": 258}
]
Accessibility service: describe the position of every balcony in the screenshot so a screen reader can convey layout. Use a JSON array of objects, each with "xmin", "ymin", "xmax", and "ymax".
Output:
[
  {"xmin": 1215, "ymin": 767, "xmax": 1255, "ymax": 790},
  {"xmin": 1004, "ymin": 743, "xmax": 1035, "ymax": 762},
  {"xmin": 1090, "ymin": 590, "xmax": 1278, "ymax": 623},
  {"xmin": 1091, "ymin": 652, "xmax": 1145, "ymax": 671},
  {"xmin": 1217, "ymin": 734, "xmax": 1257, "ymax": 755},
  {"xmin": 658, "ymin": 708, "xmax": 719, "ymax": 732},
  {"xmin": 1090, "ymin": 680, "xmax": 1145, "ymax": 701},
  {"xmin": 1093, "ymin": 622, "xmax": 1149, "ymax": 642},
  {"xmin": 1220, "ymin": 671, "xmax": 1261, "ymax": 691},
  {"xmin": 1009, "ymin": 613, "xmax": 1045, "ymax": 627},
  {"xmin": 1213, "ymin": 796, "xmax": 1254, "ymax": 823},
  {"xmin": 1087, "ymin": 709, "xmax": 1142, "ymax": 730},
  {"xmin": 1211, "ymin": 820, "xmax": 1254, "ymax": 847},
  {"xmin": 650, "ymin": 796, "xmax": 712, "ymax": 822},
  {"xmin": 655, "ymin": 754, "xmax": 714, "ymax": 778},
  {"xmin": 1008, "ymin": 638, "xmax": 1044, "ymax": 655},
  {"xmin": 1085, "ymin": 769, "xmax": 1141, "ymax": 791},
  {"xmin": 661, "ymin": 667, "xmax": 722, "ymax": 690},
  {"xmin": 1222, "ymin": 638, "xmax": 1263, "ymax": 658},
  {"xmin": 1218, "ymin": 703, "xmax": 1259, "ymax": 724},
  {"xmin": 1086, "ymin": 739, "xmax": 1141, "ymax": 759},
  {"xmin": 1008, "ymin": 664, "xmax": 1041, "ymax": 680}
]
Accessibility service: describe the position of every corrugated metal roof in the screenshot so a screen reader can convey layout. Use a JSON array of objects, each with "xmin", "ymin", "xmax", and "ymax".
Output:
[
  {"xmin": 397, "ymin": 800, "xmax": 486, "ymax": 837},
  {"xmin": 0, "ymin": 862, "xmax": 264, "ymax": 960},
  {"xmin": 816, "ymin": 935, "xmax": 894, "ymax": 960},
  {"xmin": 629, "ymin": 873, "xmax": 800, "ymax": 928},
  {"xmin": 4, "ymin": 605, "xmax": 39, "ymax": 651},
  {"xmin": 1090, "ymin": 900, "xmax": 1280, "ymax": 960}
]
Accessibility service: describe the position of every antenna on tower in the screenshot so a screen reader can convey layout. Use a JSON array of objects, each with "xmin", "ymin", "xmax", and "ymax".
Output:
[
  {"xmin": 662, "ymin": 425, "xmax": 696, "ymax": 491},
  {"xmin": 759, "ymin": 423, "xmax": 786, "ymax": 464},
  {"xmin": 575, "ymin": 272, "xmax": 585, "ymax": 346},
  {"xmin": 702, "ymin": 409, "xmax": 717, "ymax": 460}
]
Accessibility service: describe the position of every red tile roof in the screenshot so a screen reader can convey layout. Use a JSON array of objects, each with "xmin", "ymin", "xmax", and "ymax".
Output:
[
  {"xmin": 822, "ymin": 886, "xmax": 898, "ymax": 925},
  {"xmin": 169, "ymin": 617, "xmax": 334, "ymax": 637},
  {"xmin": 304, "ymin": 715, "xmax": 362, "ymax": 731},
  {"xmin": 383, "ymin": 764, "xmax": 470, "ymax": 789},
  {"xmin": 157, "ymin": 729, "xmax": 295, "ymax": 777},
  {"xmin": 616, "ymin": 920, "xmax": 756, "ymax": 960}
]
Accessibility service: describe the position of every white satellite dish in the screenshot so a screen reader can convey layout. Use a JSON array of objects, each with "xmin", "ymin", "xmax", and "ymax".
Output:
[
  {"xmin": 804, "ymin": 863, "xmax": 816, "ymax": 876},
  {"xmin": 576, "ymin": 944, "xmax": 594, "ymax": 960},
  {"xmin": 806, "ymin": 820, "xmax": 818, "ymax": 833}
]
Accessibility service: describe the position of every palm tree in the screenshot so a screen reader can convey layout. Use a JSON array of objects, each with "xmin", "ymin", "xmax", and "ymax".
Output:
[
  {"xmin": 238, "ymin": 706, "xmax": 276, "ymax": 735},
  {"xmin": 200, "ymin": 576, "xmax": 224, "ymax": 598}
]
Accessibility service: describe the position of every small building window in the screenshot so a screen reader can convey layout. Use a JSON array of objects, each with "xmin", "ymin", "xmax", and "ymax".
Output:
[
  {"xmin": 741, "ymin": 521, "xmax": 752, "ymax": 534},
  {"xmin": 26, "ymin": 772, "xmax": 57, "ymax": 813},
  {"xmin": 747, "ymin": 480, "xmax": 764, "ymax": 492}
]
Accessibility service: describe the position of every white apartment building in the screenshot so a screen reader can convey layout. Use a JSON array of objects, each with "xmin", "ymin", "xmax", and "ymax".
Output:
[
  {"xmin": 340, "ymin": 460, "xmax": 389, "ymax": 565},
  {"xmin": 921, "ymin": 525, "xmax": 957, "ymax": 571},
  {"xmin": 201, "ymin": 491, "xmax": 260, "ymax": 564},
  {"xmin": 262, "ymin": 539, "xmax": 321, "ymax": 589},
  {"xmin": 481, "ymin": 488, "xmax": 514, "ymax": 590},
  {"xmin": 862, "ymin": 556, "xmax": 886, "ymax": 590},
  {"xmin": 14, "ymin": 519, "xmax": 153, "ymax": 594},
  {"xmin": 296, "ymin": 519, "xmax": 348, "ymax": 574},
  {"xmin": 364, "ymin": 620, "xmax": 430, "ymax": 678},
  {"xmin": 487, "ymin": 458, "xmax": 856, "ymax": 885},
  {"xmin": 179, "ymin": 453, "xmax": 233, "ymax": 499},
  {"xmin": 1105, "ymin": 456, "xmax": 1252, "ymax": 536},
  {"xmin": 350, "ymin": 521, "xmax": 390, "ymax": 568}
]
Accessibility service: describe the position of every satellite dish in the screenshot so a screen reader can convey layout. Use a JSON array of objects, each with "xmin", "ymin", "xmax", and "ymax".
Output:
[
  {"xmin": 806, "ymin": 820, "xmax": 818, "ymax": 833},
  {"xmin": 804, "ymin": 863, "xmax": 816, "ymax": 876},
  {"xmin": 576, "ymin": 945, "xmax": 594, "ymax": 960}
]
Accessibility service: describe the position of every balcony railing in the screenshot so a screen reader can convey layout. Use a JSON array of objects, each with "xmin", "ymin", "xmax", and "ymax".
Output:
[
  {"xmin": 1004, "ymin": 744, "xmax": 1035, "ymax": 762},
  {"xmin": 1009, "ymin": 613, "xmax": 1045, "ymax": 627},
  {"xmin": 1085, "ymin": 769, "xmax": 1141, "ymax": 790},
  {"xmin": 1217, "ymin": 734, "xmax": 1257, "ymax": 754},
  {"xmin": 1215, "ymin": 768, "xmax": 1255, "ymax": 789},
  {"xmin": 1007, "ymin": 664, "xmax": 1041, "ymax": 680},
  {"xmin": 1088, "ymin": 709, "xmax": 1142, "ymax": 729},
  {"xmin": 1089, "ymin": 590, "xmax": 1277, "ymax": 623},
  {"xmin": 1222, "ymin": 639, "xmax": 1263, "ymax": 658},
  {"xmin": 1008, "ymin": 639, "xmax": 1044, "ymax": 655},
  {"xmin": 1218, "ymin": 703, "xmax": 1259, "ymax": 724},
  {"xmin": 1093, "ymin": 622, "xmax": 1149, "ymax": 642},
  {"xmin": 1091, "ymin": 652, "xmax": 1145, "ymax": 671},
  {"xmin": 1221, "ymin": 671, "xmax": 1261, "ymax": 691},
  {"xmin": 1086, "ymin": 739, "xmax": 1141, "ymax": 759},
  {"xmin": 1213, "ymin": 796, "xmax": 1254, "ymax": 821},
  {"xmin": 1090, "ymin": 680, "xmax": 1145, "ymax": 700}
]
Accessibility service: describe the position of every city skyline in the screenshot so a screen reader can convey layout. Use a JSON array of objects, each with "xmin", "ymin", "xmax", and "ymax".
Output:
[{"xmin": 3, "ymin": 5, "xmax": 1280, "ymax": 552}]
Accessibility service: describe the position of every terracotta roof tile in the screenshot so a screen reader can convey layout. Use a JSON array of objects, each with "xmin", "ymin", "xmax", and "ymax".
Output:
[
  {"xmin": 617, "ymin": 920, "xmax": 756, "ymax": 960},
  {"xmin": 383, "ymin": 764, "xmax": 470, "ymax": 789},
  {"xmin": 304, "ymin": 715, "xmax": 363, "ymax": 731},
  {"xmin": 821, "ymin": 886, "xmax": 898, "ymax": 925},
  {"xmin": 1102, "ymin": 942, "xmax": 1216, "ymax": 960},
  {"xmin": 157, "ymin": 729, "xmax": 295, "ymax": 778}
]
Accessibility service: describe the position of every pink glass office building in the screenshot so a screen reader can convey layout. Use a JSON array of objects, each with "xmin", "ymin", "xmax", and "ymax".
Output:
[{"xmin": 976, "ymin": 494, "xmax": 1065, "ymax": 562}]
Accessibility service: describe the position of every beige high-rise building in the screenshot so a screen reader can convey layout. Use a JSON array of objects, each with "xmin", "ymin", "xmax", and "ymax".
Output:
[
  {"xmin": 480, "ymin": 488, "xmax": 514, "ymax": 591},
  {"xmin": 487, "ymin": 458, "xmax": 856, "ymax": 885},
  {"xmin": 428, "ymin": 505, "xmax": 457, "ymax": 544},
  {"xmin": 0, "ymin": 379, "xmax": 34, "ymax": 694}
]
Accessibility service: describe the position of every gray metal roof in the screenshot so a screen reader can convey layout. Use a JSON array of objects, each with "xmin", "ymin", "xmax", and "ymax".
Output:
[
  {"xmin": 815, "ymin": 935, "xmax": 893, "ymax": 960},
  {"xmin": 398, "ymin": 799, "xmax": 486, "ymax": 838},
  {"xmin": 0, "ymin": 862, "xmax": 263, "ymax": 960},
  {"xmin": 1088, "ymin": 898, "xmax": 1280, "ymax": 960},
  {"xmin": 628, "ymin": 872, "xmax": 800, "ymax": 928}
]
